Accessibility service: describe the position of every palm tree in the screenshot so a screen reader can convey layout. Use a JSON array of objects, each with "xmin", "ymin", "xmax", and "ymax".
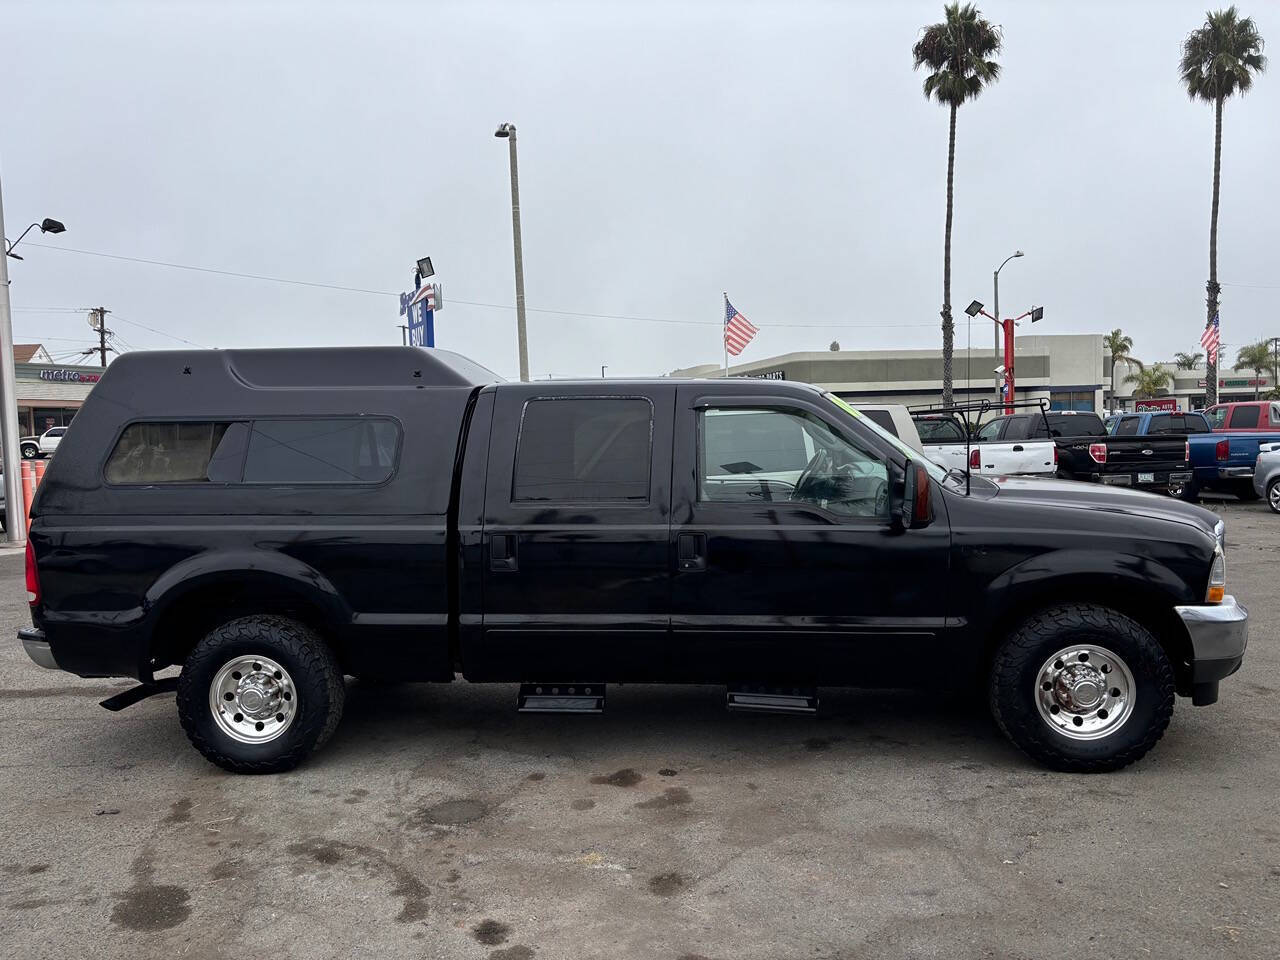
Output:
[
  {"xmin": 1180, "ymin": 7, "xmax": 1267, "ymax": 406},
  {"xmin": 1103, "ymin": 328, "xmax": 1142, "ymax": 408},
  {"xmin": 1233, "ymin": 340, "xmax": 1273, "ymax": 398},
  {"xmin": 1174, "ymin": 350, "xmax": 1204, "ymax": 370},
  {"xmin": 1125, "ymin": 365, "xmax": 1173, "ymax": 400},
  {"xmin": 913, "ymin": 3, "xmax": 1002, "ymax": 407}
]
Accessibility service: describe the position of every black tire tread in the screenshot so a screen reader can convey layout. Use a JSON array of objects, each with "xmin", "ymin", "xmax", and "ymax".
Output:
[
  {"xmin": 177, "ymin": 615, "xmax": 345, "ymax": 774},
  {"xmin": 989, "ymin": 603, "xmax": 1175, "ymax": 773}
]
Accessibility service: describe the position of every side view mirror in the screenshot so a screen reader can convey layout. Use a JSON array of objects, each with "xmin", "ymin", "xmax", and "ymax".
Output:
[{"xmin": 897, "ymin": 460, "xmax": 935, "ymax": 530}]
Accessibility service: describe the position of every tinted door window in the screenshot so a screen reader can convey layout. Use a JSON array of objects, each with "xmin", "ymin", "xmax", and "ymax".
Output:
[
  {"xmin": 700, "ymin": 407, "xmax": 889, "ymax": 519},
  {"xmin": 1185, "ymin": 414, "xmax": 1210, "ymax": 433},
  {"xmin": 1114, "ymin": 417, "xmax": 1141, "ymax": 436},
  {"xmin": 1229, "ymin": 406, "xmax": 1260, "ymax": 428},
  {"xmin": 1047, "ymin": 414, "xmax": 1106, "ymax": 438},
  {"xmin": 243, "ymin": 418, "xmax": 399, "ymax": 483},
  {"xmin": 975, "ymin": 419, "xmax": 1005, "ymax": 442},
  {"xmin": 915, "ymin": 418, "xmax": 965, "ymax": 443},
  {"xmin": 513, "ymin": 398, "xmax": 652, "ymax": 502},
  {"xmin": 860, "ymin": 410, "xmax": 896, "ymax": 435}
]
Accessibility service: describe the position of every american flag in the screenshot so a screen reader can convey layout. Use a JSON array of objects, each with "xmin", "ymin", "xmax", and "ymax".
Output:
[
  {"xmin": 1200, "ymin": 313, "xmax": 1220, "ymax": 364},
  {"xmin": 723, "ymin": 297, "xmax": 759, "ymax": 357},
  {"xmin": 409, "ymin": 281, "xmax": 437, "ymax": 311}
]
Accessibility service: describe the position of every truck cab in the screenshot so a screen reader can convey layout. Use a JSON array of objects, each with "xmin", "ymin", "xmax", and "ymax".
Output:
[{"xmin": 1204, "ymin": 401, "xmax": 1280, "ymax": 433}]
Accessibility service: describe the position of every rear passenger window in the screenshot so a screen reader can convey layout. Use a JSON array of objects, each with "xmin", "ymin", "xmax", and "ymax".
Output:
[
  {"xmin": 1115, "ymin": 417, "xmax": 1141, "ymax": 436},
  {"xmin": 513, "ymin": 398, "xmax": 652, "ymax": 502},
  {"xmin": 105, "ymin": 422, "xmax": 242, "ymax": 484},
  {"xmin": 243, "ymin": 419, "xmax": 400, "ymax": 483},
  {"xmin": 1229, "ymin": 406, "xmax": 1260, "ymax": 428}
]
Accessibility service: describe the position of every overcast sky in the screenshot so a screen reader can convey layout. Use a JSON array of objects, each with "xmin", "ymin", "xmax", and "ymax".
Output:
[{"xmin": 4, "ymin": 0, "xmax": 1277, "ymax": 379}]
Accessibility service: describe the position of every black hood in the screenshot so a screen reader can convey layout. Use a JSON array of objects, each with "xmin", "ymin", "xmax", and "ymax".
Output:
[{"xmin": 984, "ymin": 475, "xmax": 1220, "ymax": 538}]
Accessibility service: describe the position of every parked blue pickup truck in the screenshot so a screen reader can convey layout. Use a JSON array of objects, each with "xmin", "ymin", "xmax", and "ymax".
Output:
[
  {"xmin": 1109, "ymin": 411, "xmax": 1211, "ymax": 437},
  {"xmin": 1183, "ymin": 430, "xmax": 1280, "ymax": 501}
]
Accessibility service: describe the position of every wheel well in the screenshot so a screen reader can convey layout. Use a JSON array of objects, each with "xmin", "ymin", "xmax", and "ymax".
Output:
[
  {"xmin": 983, "ymin": 584, "xmax": 1194, "ymax": 693},
  {"xmin": 149, "ymin": 581, "xmax": 340, "ymax": 673}
]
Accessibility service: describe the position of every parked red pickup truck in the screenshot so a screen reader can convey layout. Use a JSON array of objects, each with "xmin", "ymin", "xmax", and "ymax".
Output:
[{"xmin": 1204, "ymin": 401, "xmax": 1280, "ymax": 432}]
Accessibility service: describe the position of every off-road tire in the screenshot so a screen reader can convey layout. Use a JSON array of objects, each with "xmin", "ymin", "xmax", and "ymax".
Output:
[
  {"xmin": 989, "ymin": 603, "xmax": 1175, "ymax": 773},
  {"xmin": 177, "ymin": 615, "xmax": 345, "ymax": 774}
]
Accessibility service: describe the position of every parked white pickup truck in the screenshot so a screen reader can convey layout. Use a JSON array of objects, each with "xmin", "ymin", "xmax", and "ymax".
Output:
[{"xmin": 911, "ymin": 411, "xmax": 1057, "ymax": 476}]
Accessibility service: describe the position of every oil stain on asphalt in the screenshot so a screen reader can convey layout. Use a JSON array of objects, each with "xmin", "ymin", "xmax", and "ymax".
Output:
[{"xmin": 590, "ymin": 768, "xmax": 643, "ymax": 787}]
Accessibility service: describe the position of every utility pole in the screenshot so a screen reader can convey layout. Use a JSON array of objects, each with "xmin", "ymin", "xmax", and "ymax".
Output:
[
  {"xmin": 93, "ymin": 307, "xmax": 110, "ymax": 367},
  {"xmin": 0, "ymin": 173, "xmax": 26, "ymax": 543}
]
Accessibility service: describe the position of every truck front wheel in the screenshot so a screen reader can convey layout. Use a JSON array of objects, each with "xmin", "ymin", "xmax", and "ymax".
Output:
[
  {"xmin": 989, "ymin": 603, "xmax": 1174, "ymax": 772},
  {"xmin": 176, "ymin": 615, "xmax": 345, "ymax": 774}
]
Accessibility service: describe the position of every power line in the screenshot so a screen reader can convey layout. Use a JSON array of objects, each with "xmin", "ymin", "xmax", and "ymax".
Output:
[
  {"xmin": 26, "ymin": 242, "xmax": 938, "ymax": 330},
  {"xmin": 109, "ymin": 313, "xmax": 209, "ymax": 349}
]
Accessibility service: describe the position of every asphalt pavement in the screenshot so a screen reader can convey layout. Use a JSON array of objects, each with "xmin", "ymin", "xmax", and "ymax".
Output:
[{"xmin": 1, "ymin": 502, "xmax": 1277, "ymax": 960}]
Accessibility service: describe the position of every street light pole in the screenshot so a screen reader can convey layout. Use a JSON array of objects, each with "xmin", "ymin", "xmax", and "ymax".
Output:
[
  {"xmin": 993, "ymin": 250, "xmax": 1024, "ymax": 403},
  {"xmin": 0, "ymin": 175, "xmax": 28, "ymax": 543},
  {"xmin": 495, "ymin": 123, "xmax": 529, "ymax": 382}
]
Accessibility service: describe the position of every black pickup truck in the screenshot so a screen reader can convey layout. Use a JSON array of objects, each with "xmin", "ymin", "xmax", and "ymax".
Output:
[
  {"xmin": 976, "ymin": 411, "xmax": 1193, "ymax": 493},
  {"xmin": 19, "ymin": 348, "xmax": 1246, "ymax": 774}
]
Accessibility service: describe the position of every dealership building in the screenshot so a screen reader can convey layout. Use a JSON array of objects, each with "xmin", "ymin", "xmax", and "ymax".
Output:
[
  {"xmin": 669, "ymin": 333, "xmax": 1270, "ymax": 413},
  {"xmin": 11, "ymin": 344, "xmax": 103, "ymax": 436}
]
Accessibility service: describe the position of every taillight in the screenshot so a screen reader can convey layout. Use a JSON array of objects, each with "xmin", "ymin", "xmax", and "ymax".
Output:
[
  {"xmin": 1088, "ymin": 443, "xmax": 1107, "ymax": 464},
  {"xmin": 1216, "ymin": 439, "xmax": 1229, "ymax": 461},
  {"xmin": 969, "ymin": 448, "xmax": 980, "ymax": 470},
  {"xmin": 25, "ymin": 540, "xmax": 40, "ymax": 606},
  {"xmin": 1185, "ymin": 439, "xmax": 1190, "ymax": 463}
]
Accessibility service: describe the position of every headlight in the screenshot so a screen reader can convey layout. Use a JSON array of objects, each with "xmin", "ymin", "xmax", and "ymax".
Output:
[{"xmin": 1206, "ymin": 544, "xmax": 1226, "ymax": 604}]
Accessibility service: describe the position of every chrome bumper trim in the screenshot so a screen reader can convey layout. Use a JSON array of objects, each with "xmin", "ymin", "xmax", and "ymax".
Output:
[
  {"xmin": 1175, "ymin": 595, "xmax": 1248, "ymax": 663},
  {"xmin": 18, "ymin": 627, "xmax": 59, "ymax": 670}
]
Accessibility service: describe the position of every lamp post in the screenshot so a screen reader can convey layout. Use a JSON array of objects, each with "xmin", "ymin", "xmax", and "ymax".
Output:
[
  {"xmin": 494, "ymin": 123, "xmax": 529, "ymax": 382},
  {"xmin": 0, "ymin": 177, "xmax": 66, "ymax": 544},
  {"xmin": 993, "ymin": 251, "xmax": 1024, "ymax": 402}
]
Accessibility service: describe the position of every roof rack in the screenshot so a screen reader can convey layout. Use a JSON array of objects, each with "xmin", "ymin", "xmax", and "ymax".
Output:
[{"xmin": 905, "ymin": 397, "xmax": 1051, "ymax": 495}]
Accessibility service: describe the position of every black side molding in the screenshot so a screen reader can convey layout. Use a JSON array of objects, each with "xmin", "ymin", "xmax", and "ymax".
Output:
[{"xmin": 99, "ymin": 677, "xmax": 179, "ymax": 712}]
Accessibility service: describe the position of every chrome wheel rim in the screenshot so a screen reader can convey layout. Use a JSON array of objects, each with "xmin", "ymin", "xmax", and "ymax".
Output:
[
  {"xmin": 209, "ymin": 654, "xmax": 297, "ymax": 744},
  {"xmin": 1035, "ymin": 644, "xmax": 1135, "ymax": 741},
  {"xmin": 1269, "ymin": 482, "xmax": 1280, "ymax": 512}
]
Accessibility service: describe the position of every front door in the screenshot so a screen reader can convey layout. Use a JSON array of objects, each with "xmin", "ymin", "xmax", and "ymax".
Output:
[
  {"xmin": 474, "ymin": 384, "xmax": 675, "ymax": 681},
  {"xmin": 670, "ymin": 387, "xmax": 951, "ymax": 683}
]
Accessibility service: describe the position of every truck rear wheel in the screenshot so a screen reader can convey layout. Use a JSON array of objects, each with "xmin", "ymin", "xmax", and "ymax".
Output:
[
  {"xmin": 989, "ymin": 603, "xmax": 1174, "ymax": 772},
  {"xmin": 176, "ymin": 615, "xmax": 345, "ymax": 774}
]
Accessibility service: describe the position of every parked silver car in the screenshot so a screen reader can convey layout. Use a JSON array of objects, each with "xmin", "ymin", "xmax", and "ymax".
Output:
[{"xmin": 1253, "ymin": 442, "xmax": 1280, "ymax": 514}]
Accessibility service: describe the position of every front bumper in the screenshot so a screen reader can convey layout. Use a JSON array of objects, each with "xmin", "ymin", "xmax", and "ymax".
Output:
[
  {"xmin": 1175, "ymin": 595, "xmax": 1248, "ymax": 687},
  {"xmin": 19, "ymin": 627, "xmax": 59, "ymax": 670}
]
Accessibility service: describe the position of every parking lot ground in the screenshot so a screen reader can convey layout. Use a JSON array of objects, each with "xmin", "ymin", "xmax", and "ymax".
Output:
[{"xmin": 1, "ymin": 502, "xmax": 1278, "ymax": 960}]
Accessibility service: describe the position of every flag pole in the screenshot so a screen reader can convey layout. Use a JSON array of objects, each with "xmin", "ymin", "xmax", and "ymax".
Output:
[{"xmin": 722, "ymin": 292, "xmax": 728, "ymax": 377}]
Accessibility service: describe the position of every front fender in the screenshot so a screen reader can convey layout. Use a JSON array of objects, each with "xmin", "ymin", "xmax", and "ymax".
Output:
[{"xmin": 977, "ymin": 548, "xmax": 1194, "ymax": 632}]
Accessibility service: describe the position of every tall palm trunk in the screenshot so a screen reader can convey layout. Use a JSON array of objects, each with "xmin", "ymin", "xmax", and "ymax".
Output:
[
  {"xmin": 1205, "ymin": 95, "xmax": 1223, "ymax": 406},
  {"xmin": 941, "ymin": 104, "xmax": 957, "ymax": 407}
]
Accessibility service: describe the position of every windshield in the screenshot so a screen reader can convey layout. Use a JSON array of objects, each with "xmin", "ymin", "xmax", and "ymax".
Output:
[{"xmin": 824, "ymin": 394, "xmax": 949, "ymax": 484}]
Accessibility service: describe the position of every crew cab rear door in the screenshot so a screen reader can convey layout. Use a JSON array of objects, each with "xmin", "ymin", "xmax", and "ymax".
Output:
[{"xmin": 471, "ymin": 383, "xmax": 676, "ymax": 681}]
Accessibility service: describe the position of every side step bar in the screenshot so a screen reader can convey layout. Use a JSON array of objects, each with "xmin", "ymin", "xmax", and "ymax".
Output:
[
  {"xmin": 517, "ymin": 683, "xmax": 605, "ymax": 714},
  {"xmin": 726, "ymin": 685, "xmax": 819, "ymax": 715}
]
